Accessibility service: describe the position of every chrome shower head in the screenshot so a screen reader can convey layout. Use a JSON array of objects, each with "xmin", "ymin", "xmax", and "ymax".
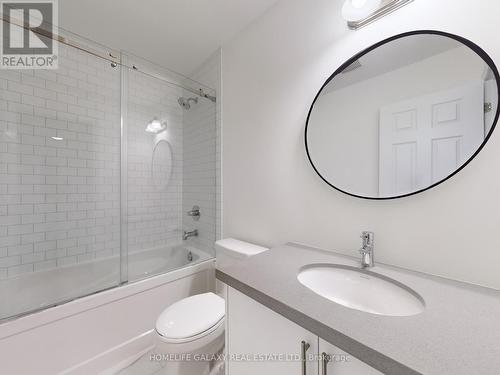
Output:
[{"xmin": 178, "ymin": 96, "xmax": 198, "ymax": 110}]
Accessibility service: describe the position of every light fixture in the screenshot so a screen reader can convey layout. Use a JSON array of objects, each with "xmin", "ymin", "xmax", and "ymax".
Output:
[
  {"xmin": 342, "ymin": 0, "xmax": 414, "ymax": 30},
  {"xmin": 51, "ymin": 136, "xmax": 64, "ymax": 141},
  {"xmin": 145, "ymin": 118, "xmax": 167, "ymax": 134},
  {"xmin": 342, "ymin": 0, "xmax": 381, "ymax": 22}
]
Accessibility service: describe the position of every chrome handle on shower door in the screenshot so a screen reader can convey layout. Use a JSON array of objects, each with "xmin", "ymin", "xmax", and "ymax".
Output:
[
  {"xmin": 301, "ymin": 340, "xmax": 310, "ymax": 375},
  {"xmin": 321, "ymin": 352, "xmax": 330, "ymax": 375}
]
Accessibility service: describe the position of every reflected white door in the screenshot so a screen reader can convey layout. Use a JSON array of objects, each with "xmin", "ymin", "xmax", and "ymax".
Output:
[{"xmin": 379, "ymin": 82, "xmax": 484, "ymax": 196}]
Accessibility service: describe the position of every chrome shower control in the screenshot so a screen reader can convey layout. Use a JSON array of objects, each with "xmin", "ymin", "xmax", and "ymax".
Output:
[{"xmin": 187, "ymin": 205, "xmax": 201, "ymax": 221}]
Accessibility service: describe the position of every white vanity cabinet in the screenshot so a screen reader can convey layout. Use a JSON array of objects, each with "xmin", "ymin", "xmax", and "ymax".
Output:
[
  {"xmin": 319, "ymin": 339, "xmax": 384, "ymax": 375},
  {"xmin": 226, "ymin": 287, "xmax": 318, "ymax": 375},
  {"xmin": 226, "ymin": 287, "xmax": 383, "ymax": 375}
]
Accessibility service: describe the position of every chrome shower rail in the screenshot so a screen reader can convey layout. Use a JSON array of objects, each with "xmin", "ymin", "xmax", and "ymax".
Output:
[
  {"xmin": 0, "ymin": 13, "xmax": 216, "ymax": 101},
  {"xmin": 0, "ymin": 12, "xmax": 120, "ymax": 64}
]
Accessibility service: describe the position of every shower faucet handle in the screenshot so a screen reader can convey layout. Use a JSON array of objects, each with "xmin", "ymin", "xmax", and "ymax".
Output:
[{"xmin": 187, "ymin": 205, "xmax": 200, "ymax": 221}]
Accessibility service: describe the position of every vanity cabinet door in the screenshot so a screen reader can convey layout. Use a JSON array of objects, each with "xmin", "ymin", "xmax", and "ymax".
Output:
[
  {"xmin": 319, "ymin": 338, "xmax": 383, "ymax": 375},
  {"xmin": 226, "ymin": 287, "xmax": 318, "ymax": 375}
]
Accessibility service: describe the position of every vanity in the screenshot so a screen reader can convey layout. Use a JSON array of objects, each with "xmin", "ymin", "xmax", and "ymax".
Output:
[
  {"xmin": 217, "ymin": 243, "xmax": 500, "ymax": 375},
  {"xmin": 218, "ymin": 29, "xmax": 500, "ymax": 375}
]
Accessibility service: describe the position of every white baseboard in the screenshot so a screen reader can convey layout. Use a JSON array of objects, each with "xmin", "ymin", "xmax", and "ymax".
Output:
[{"xmin": 59, "ymin": 330, "xmax": 155, "ymax": 375}]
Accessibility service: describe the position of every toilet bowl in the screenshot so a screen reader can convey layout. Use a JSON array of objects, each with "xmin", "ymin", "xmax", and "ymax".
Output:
[{"xmin": 154, "ymin": 292, "xmax": 225, "ymax": 375}]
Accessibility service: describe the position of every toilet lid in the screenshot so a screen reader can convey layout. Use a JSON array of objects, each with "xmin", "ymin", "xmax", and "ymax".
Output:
[{"xmin": 156, "ymin": 292, "xmax": 225, "ymax": 340}]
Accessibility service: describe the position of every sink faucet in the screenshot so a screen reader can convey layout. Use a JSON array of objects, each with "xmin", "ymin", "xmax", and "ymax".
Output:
[
  {"xmin": 359, "ymin": 231, "xmax": 374, "ymax": 268},
  {"xmin": 183, "ymin": 229, "xmax": 198, "ymax": 241}
]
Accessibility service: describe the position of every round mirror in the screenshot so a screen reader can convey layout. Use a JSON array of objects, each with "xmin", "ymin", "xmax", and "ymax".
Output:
[
  {"xmin": 305, "ymin": 31, "xmax": 499, "ymax": 199},
  {"xmin": 151, "ymin": 139, "xmax": 173, "ymax": 190}
]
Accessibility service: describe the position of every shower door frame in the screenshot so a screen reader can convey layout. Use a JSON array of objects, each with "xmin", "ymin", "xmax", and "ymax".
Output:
[{"xmin": 119, "ymin": 53, "xmax": 129, "ymax": 285}]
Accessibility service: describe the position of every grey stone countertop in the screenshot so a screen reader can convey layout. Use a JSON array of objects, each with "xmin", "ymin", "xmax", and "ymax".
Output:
[{"xmin": 216, "ymin": 242, "xmax": 500, "ymax": 375}]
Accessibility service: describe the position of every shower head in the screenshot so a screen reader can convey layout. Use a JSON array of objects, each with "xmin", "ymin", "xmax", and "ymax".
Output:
[{"xmin": 178, "ymin": 96, "xmax": 198, "ymax": 110}]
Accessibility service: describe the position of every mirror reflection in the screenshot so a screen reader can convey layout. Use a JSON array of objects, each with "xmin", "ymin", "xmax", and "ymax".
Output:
[{"xmin": 306, "ymin": 33, "xmax": 499, "ymax": 199}]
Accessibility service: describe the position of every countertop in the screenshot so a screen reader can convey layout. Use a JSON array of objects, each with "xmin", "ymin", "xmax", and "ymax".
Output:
[{"xmin": 216, "ymin": 243, "xmax": 500, "ymax": 375}]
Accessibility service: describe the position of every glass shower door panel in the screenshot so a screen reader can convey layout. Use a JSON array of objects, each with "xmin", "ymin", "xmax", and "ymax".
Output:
[
  {"xmin": 125, "ymin": 67, "xmax": 185, "ymax": 281},
  {"xmin": 124, "ymin": 62, "xmax": 217, "ymax": 282},
  {"xmin": 0, "ymin": 39, "xmax": 121, "ymax": 320}
]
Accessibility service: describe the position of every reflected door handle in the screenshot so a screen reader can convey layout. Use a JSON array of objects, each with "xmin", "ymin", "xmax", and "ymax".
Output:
[
  {"xmin": 321, "ymin": 352, "xmax": 330, "ymax": 375},
  {"xmin": 301, "ymin": 340, "xmax": 310, "ymax": 375}
]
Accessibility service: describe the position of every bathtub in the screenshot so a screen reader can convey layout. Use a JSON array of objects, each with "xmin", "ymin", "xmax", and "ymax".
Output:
[
  {"xmin": 0, "ymin": 245, "xmax": 215, "ymax": 375},
  {"xmin": 0, "ymin": 245, "xmax": 210, "ymax": 320},
  {"xmin": 128, "ymin": 245, "xmax": 206, "ymax": 281}
]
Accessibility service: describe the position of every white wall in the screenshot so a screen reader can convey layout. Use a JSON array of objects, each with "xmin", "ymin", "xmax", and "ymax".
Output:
[
  {"xmin": 308, "ymin": 46, "xmax": 487, "ymax": 196},
  {"xmin": 221, "ymin": 0, "xmax": 500, "ymax": 288}
]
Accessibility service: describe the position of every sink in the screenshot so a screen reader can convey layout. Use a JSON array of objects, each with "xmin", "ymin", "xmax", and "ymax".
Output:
[{"xmin": 297, "ymin": 264, "xmax": 424, "ymax": 316}]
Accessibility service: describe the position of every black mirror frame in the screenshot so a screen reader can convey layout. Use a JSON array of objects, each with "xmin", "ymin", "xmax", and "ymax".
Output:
[{"xmin": 304, "ymin": 30, "xmax": 500, "ymax": 200}]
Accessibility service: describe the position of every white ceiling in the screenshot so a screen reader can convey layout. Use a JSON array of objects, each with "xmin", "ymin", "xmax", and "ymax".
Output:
[{"xmin": 59, "ymin": 0, "xmax": 279, "ymax": 76}]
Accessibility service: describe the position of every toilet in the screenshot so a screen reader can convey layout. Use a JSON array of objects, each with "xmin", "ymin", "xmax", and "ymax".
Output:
[
  {"xmin": 155, "ymin": 292, "xmax": 225, "ymax": 375},
  {"xmin": 154, "ymin": 239, "xmax": 269, "ymax": 375}
]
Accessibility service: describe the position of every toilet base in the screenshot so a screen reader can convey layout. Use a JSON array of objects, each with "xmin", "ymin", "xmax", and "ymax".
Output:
[{"xmin": 153, "ymin": 325, "xmax": 225, "ymax": 375}]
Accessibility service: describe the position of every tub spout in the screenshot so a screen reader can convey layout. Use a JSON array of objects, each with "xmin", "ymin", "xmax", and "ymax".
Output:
[{"xmin": 183, "ymin": 229, "xmax": 198, "ymax": 241}]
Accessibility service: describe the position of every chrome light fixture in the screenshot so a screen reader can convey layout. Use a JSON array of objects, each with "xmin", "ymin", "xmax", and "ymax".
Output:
[
  {"xmin": 145, "ymin": 118, "xmax": 167, "ymax": 134},
  {"xmin": 342, "ymin": 0, "xmax": 414, "ymax": 30}
]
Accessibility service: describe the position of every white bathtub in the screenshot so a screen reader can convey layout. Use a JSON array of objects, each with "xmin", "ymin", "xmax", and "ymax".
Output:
[
  {"xmin": 0, "ymin": 245, "xmax": 215, "ymax": 375},
  {"xmin": 128, "ymin": 245, "xmax": 206, "ymax": 281},
  {"xmin": 0, "ymin": 245, "xmax": 210, "ymax": 320}
]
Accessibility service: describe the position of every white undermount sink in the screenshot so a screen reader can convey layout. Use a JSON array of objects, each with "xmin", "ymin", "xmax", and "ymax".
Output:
[{"xmin": 297, "ymin": 264, "xmax": 425, "ymax": 316}]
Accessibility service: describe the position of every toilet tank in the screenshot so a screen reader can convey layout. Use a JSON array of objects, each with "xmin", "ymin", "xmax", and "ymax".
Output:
[{"xmin": 215, "ymin": 238, "xmax": 269, "ymax": 268}]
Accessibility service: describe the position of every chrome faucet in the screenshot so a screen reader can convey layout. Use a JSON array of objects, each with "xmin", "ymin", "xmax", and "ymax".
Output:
[
  {"xmin": 359, "ymin": 231, "xmax": 374, "ymax": 268},
  {"xmin": 187, "ymin": 205, "xmax": 200, "ymax": 221},
  {"xmin": 183, "ymin": 229, "xmax": 198, "ymax": 241}
]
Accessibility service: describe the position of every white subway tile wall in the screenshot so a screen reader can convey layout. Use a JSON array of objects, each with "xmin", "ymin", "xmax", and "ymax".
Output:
[
  {"xmin": 183, "ymin": 50, "xmax": 221, "ymax": 253},
  {"xmin": 126, "ymin": 70, "xmax": 184, "ymax": 254},
  {"xmin": 0, "ymin": 43, "xmax": 121, "ymax": 279},
  {"xmin": 0, "ymin": 43, "xmax": 219, "ymax": 281}
]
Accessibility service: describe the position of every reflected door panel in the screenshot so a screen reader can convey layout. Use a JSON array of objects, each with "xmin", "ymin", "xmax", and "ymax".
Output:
[{"xmin": 379, "ymin": 82, "xmax": 484, "ymax": 196}]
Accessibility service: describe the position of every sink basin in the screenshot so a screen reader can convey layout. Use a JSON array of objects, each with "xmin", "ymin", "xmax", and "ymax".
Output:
[{"xmin": 297, "ymin": 264, "xmax": 424, "ymax": 316}]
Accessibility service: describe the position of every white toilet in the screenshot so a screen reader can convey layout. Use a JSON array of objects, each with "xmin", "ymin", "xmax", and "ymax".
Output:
[
  {"xmin": 155, "ymin": 292, "xmax": 225, "ymax": 375},
  {"xmin": 153, "ymin": 239, "xmax": 269, "ymax": 375}
]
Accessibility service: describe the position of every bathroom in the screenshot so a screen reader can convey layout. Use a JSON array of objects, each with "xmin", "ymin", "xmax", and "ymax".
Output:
[{"xmin": 0, "ymin": 0, "xmax": 499, "ymax": 374}]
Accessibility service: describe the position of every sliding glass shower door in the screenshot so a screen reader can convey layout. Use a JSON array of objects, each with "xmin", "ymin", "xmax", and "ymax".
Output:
[
  {"xmin": 123, "ymin": 63, "xmax": 184, "ymax": 282},
  {"xmin": 0, "ymin": 20, "xmax": 217, "ymax": 320},
  {"xmin": 122, "ymin": 55, "xmax": 217, "ymax": 282},
  {"xmin": 0, "ymin": 35, "xmax": 122, "ymax": 319}
]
